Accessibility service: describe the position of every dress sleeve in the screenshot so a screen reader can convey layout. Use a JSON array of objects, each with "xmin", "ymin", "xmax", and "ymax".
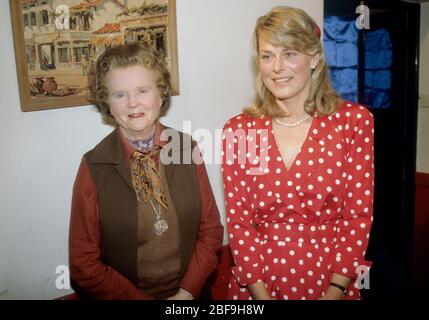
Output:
[
  {"xmin": 221, "ymin": 117, "xmax": 265, "ymax": 286},
  {"xmin": 69, "ymin": 159, "xmax": 154, "ymax": 300},
  {"xmin": 179, "ymin": 157, "xmax": 224, "ymax": 298},
  {"xmin": 330, "ymin": 107, "xmax": 374, "ymax": 279}
]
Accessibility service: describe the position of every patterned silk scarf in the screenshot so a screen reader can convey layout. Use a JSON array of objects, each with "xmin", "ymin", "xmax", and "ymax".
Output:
[{"xmin": 131, "ymin": 146, "xmax": 168, "ymax": 211}]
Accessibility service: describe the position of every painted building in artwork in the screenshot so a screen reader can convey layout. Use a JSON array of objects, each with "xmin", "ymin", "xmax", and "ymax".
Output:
[
  {"xmin": 21, "ymin": 0, "xmax": 170, "ymax": 77},
  {"xmin": 22, "ymin": 0, "xmax": 127, "ymax": 73}
]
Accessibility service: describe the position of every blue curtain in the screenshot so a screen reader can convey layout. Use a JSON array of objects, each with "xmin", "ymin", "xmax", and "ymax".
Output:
[
  {"xmin": 323, "ymin": 16, "xmax": 359, "ymax": 103},
  {"xmin": 364, "ymin": 29, "xmax": 392, "ymax": 108},
  {"xmin": 323, "ymin": 16, "xmax": 392, "ymax": 109}
]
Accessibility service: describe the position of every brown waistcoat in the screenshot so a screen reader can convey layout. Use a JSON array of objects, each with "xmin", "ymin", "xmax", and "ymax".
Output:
[{"xmin": 84, "ymin": 127, "xmax": 202, "ymax": 285}]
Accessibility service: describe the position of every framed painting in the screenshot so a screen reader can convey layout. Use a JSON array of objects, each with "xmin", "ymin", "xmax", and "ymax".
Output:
[{"xmin": 10, "ymin": 0, "xmax": 179, "ymax": 112}]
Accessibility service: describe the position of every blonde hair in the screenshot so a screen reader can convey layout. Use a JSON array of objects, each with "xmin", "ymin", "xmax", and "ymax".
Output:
[
  {"xmin": 89, "ymin": 42, "xmax": 171, "ymax": 118},
  {"xmin": 245, "ymin": 6, "xmax": 340, "ymax": 118}
]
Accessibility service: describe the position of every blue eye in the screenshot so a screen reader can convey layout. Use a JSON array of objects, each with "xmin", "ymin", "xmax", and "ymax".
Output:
[{"xmin": 115, "ymin": 92, "xmax": 125, "ymax": 98}]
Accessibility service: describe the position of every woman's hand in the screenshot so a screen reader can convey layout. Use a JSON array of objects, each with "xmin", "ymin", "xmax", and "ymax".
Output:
[
  {"xmin": 248, "ymin": 282, "xmax": 275, "ymax": 300},
  {"xmin": 318, "ymin": 287, "xmax": 345, "ymax": 300},
  {"xmin": 166, "ymin": 288, "xmax": 194, "ymax": 300},
  {"xmin": 318, "ymin": 273, "xmax": 350, "ymax": 300}
]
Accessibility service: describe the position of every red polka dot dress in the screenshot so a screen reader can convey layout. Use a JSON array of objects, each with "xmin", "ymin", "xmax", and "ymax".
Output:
[{"xmin": 221, "ymin": 101, "xmax": 374, "ymax": 300}]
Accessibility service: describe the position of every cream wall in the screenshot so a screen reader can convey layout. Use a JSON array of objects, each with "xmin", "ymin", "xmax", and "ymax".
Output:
[
  {"xmin": 0, "ymin": 0, "xmax": 323, "ymax": 299},
  {"xmin": 417, "ymin": 2, "xmax": 429, "ymax": 173}
]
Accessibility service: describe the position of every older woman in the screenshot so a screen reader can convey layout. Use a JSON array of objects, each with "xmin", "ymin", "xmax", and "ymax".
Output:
[
  {"xmin": 69, "ymin": 43, "xmax": 223, "ymax": 300},
  {"xmin": 222, "ymin": 6, "xmax": 374, "ymax": 300}
]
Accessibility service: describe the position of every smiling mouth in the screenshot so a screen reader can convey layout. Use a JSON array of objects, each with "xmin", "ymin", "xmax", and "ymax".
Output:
[
  {"xmin": 273, "ymin": 77, "xmax": 293, "ymax": 83},
  {"xmin": 129, "ymin": 113, "xmax": 145, "ymax": 118}
]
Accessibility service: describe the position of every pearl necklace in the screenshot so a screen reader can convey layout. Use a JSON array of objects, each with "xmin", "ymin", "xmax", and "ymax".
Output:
[{"xmin": 274, "ymin": 114, "xmax": 312, "ymax": 127}]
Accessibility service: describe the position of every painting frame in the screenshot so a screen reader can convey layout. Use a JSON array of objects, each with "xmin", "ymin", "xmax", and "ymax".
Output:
[{"xmin": 10, "ymin": 0, "xmax": 179, "ymax": 112}]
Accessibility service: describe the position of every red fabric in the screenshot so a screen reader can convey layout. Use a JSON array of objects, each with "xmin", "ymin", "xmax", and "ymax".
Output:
[
  {"xmin": 222, "ymin": 101, "xmax": 374, "ymax": 300},
  {"xmin": 210, "ymin": 245, "xmax": 234, "ymax": 300},
  {"xmin": 69, "ymin": 127, "xmax": 223, "ymax": 300}
]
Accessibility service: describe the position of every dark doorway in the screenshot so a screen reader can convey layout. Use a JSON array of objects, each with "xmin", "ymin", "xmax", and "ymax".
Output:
[{"xmin": 324, "ymin": 0, "xmax": 420, "ymax": 299}]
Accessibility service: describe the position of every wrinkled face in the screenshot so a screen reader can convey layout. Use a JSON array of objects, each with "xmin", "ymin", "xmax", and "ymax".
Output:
[
  {"xmin": 258, "ymin": 36, "xmax": 319, "ymax": 106},
  {"xmin": 106, "ymin": 65, "xmax": 162, "ymax": 140}
]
